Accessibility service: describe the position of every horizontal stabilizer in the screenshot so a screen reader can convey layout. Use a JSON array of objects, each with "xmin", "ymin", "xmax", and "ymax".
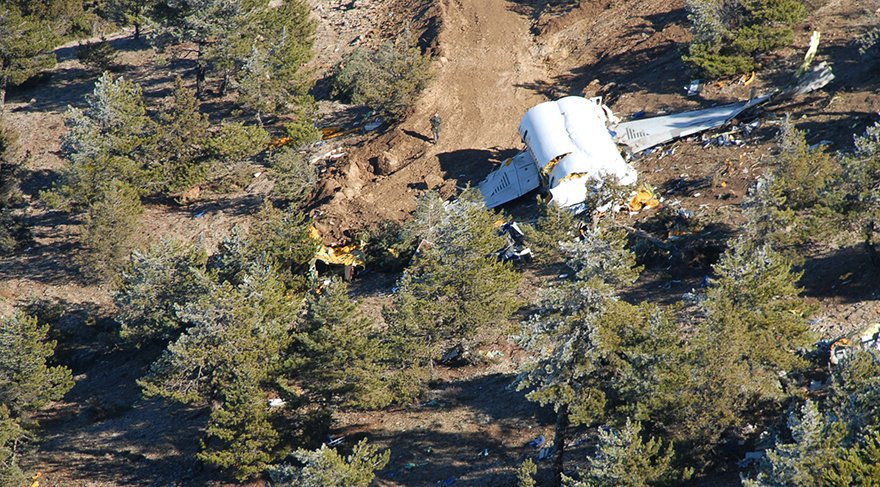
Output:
[{"xmin": 614, "ymin": 95, "xmax": 770, "ymax": 154}]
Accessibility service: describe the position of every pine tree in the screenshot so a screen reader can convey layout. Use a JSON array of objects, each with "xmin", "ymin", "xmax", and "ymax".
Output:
[
  {"xmin": 153, "ymin": 0, "xmax": 245, "ymax": 96},
  {"xmin": 388, "ymin": 190, "xmax": 521, "ymax": 396},
  {"xmin": 235, "ymin": 0, "xmax": 315, "ymax": 122},
  {"xmin": 773, "ymin": 122, "xmax": 836, "ymax": 210},
  {"xmin": 0, "ymin": 313, "xmax": 73, "ymax": 423},
  {"xmin": 269, "ymin": 148, "xmax": 316, "ymax": 207},
  {"xmin": 49, "ymin": 72, "xmax": 154, "ymax": 210},
  {"xmin": 286, "ymin": 279, "xmax": 395, "ymax": 410},
  {"xmin": 0, "ymin": 6, "xmax": 58, "ymax": 113},
  {"xmin": 743, "ymin": 401, "xmax": 846, "ymax": 487},
  {"xmin": 701, "ymin": 241, "xmax": 815, "ymax": 401},
  {"xmin": 270, "ymin": 438, "xmax": 390, "ymax": 487},
  {"xmin": 146, "ymin": 77, "xmax": 212, "ymax": 195},
  {"xmin": 825, "ymin": 429, "xmax": 880, "ymax": 485},
  {"xmin": 0, "ymin": 406, "xmax": 26, "ymax": 487},
  {"xmin": 563, "ymin": 419, "xmax": 676, "ymax": 487},
  {"xmin": 197, "ymin": 378, "xmax": 279, "ymax": 481},
  {"xmin": 78, "ymin": 179, "xmax": 143, "ymax": 280},
  {"xmin": 244, "ymin": 203, "xmax": 317, "ymax": 290},
  {"xmin": 332, "ymin": 31, "xmax": 434, "ymax": 121},
  {"xmin": 516, "ymin": 225, "xmax": 652, "ymax": 486},
  {"xmin": 139, "ymin": 264, "xmax": 298, "ymax": 479},
  {"xmin": 518, "ymin": 459, "xmax": 538, "ymax": 487},
  {"xmin": 823, "ymin": 123, "xmax": 880, "ymax": 265},
  {"xmin": 0, "ymin": 312, "xmax": 73, "ymax": 483},
  {"xmin": 684, "ymin": 0, "xmax": 806, "ymax": 78},
  {"xmin": 115, "ymin": 237, "xmax": 209, "ymax": 346}
]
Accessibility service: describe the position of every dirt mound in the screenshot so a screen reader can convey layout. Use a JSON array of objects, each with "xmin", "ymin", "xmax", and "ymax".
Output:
[{"xmin": 313, "ymin": 0, "xmax": 549, "ymax": 243}]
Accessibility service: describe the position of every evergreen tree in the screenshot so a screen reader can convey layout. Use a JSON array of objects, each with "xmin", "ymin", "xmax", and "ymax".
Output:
[
  {"xmin": 684, "ymin": 0, "xmax": 806, "ymax": 78},
  {"xmin": 100, "ymin": 0, "xmax": 154, "ymax": 39},
  {"xmin": 0, "ymin": 6, "xmax": 58, "ymax": 113},
  {"xmin": 115, "ymin": 237, "xmax": 209, "ymax": 346},
  {"xmin": 286, "ymin": 279, "xmax": 395, "ymax": 410},
  {"xmin": 270, "ymin": 438, "xmax": 390, "ymax": 487},
  {"xmin": 743, "ymin": 401, "xmax": 846, "ymax": 487},
  {"xmin": 269, "ymin": 148, "xmax": 316, "ymax": 207},
  {"xmin": 518, "ymin": 459, "xmax": 538, "ymax": 487},
  {"xmin": 146, "ymin": 77, "xmax": 212, "ymax": 195},
  {"xmin": 244, "ymin": 203, "xmax": 317, "ymax": 290},
  {"xmin": 516, "ymin": 225, "xmax": 655, "ymax": 485},
  {"xmin": 388, "ymin": 190, "xmax": 521, "ymax": 397},
  {"xmin": 139, "ymin": 264, "xmax": 298, "ymax": 478},
  {"xmin": 701, "ymin": 241, "xmax": 815, "ymax": 402},
  {"xmin": 773, "ymin": 122, "xmax": 836, "ymax": 210},
  {"xmin": 154, "ymin": 0, "xmax": 315, "ymax": 105},
  {"xmin": 49, "ymin": 72, "xmax": 154, "ymax": 210},
  {"xmin": 825, "ymin": 429, "xmax": 880, "ymax": 485},
  {"xmin": 0, "ymin": 406, "xmax": 26, "ymax": 487},
  {"xmin": 77, "ymin": 179, "xmax": 143, "ymax": 280},
  {"xmin": 0, "ymin": 312, "xmax": 73, "ymax": 482},
  {"xmin": 235, "ymin": 0, "xmax": 316, "ymax": 122},
  {"xmin": 197, "ymin": 378, "xmax": 279, "ymax": 481},
  {"xmin": 745, "ymin": 350, "xmax": 880, "ymax": 486},
  {"xmin": 822, "ymin": 123, "xmax": 880, "ymax": 265},
  {"xmin": 0, "ymin": 313, "xmax": 73, "ymax": 423},
  {"xmin": 563, "ymin": 419, "xmax": 676, "ymax": 487},
  {"xmin": 332, "ymin": 31, "xmax": 433, "ymax": 121}
]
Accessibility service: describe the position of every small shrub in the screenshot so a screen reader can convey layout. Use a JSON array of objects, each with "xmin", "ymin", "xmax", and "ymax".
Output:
[
  {"xmin": 362, "ymin": 220, "xmax": 413, "ymax": 272},
  {"xmin": 76, "ymin": 39, "xmax": 116, "ymax": 72},
  {"xmin": 269, "ymin": 148, "xmax": 316, "ymax": 207},
  {"xmin": 284, "ymin": 117, "xmax": 322, "ymax": 147},
  {"xmin": 269, "ymin": 438, "xmax": 390, "ymax": 487},
  {"xmin": 684, "ymin": 0, "xmax": 807, "ymax": 78},
  {"xmin": 206, "ymin": 123, "xmax": 270, "ymax": 162},
  {"xmin": 331, "ymin": 32, "xmax": 433, "ymax": 122}
]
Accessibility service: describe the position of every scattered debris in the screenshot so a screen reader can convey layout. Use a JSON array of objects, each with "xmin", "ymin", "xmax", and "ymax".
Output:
[
  {"xmin": 829, "ymin": 323, "xmax": 880, "ymax": 365},
  {"xmin": 538, "ymin": 446, "xmax": 554, "ymax": 460},
  {"xmin": 629, "ymin": 183, "xmax": 661, "ymax": 212},
  {"xmin": 310, "ymin": 226, "xmax": 365, "ymax": 281},
  {"xmin": 268, "ymin": 398, "xmax": 286, "ymax": 408},
  {"xmin": 527, "ymin": 435, "xmax": 545, "ymax": 448},
  {"xmin": 327, "ymin": 435, "xmax": 345, "ymax": 447},
  {"xmin": 496, "ymin": 221, "xmax": 533, "ymax": 262},
  {"xmin": 686, "ymin": 80, "xmax": 703, "ymax": 97}
]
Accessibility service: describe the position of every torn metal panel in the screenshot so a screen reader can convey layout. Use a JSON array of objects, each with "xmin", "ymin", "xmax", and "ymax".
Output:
[
  {"xmin": 614, "ymin": 95, "xmax": 770, "ymax": 154},
  {"xmin": 478, "ymin": 151, "xmax": 541, "ymax": 209}
]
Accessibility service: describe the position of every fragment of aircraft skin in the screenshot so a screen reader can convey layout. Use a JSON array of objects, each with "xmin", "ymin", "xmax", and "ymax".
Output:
[{"xmin": 479, "ymin": 95, "xmax": 770, "ymax": 209}]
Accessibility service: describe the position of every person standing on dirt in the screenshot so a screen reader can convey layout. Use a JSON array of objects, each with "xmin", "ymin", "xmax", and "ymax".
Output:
[{"xmin": 430, "ymin": 114, "xmax": 442, "ymax": 144}]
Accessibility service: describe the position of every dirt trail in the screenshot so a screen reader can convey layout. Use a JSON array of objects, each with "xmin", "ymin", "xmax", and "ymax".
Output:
[{"xmin": 316, "ymin": 0, "xmax": 548, "ymax": 240}]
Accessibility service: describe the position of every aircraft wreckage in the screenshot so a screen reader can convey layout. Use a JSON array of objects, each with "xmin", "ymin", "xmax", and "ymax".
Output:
[
  {"xmin": 477, "ymin": 94, "xmax": 770, "ymax": 210},
  {"xmin": 478, "ymin": 34, "xmax": 834, "ymax": 210}
]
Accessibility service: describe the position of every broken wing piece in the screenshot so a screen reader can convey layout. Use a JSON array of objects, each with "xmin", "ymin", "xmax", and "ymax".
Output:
[
  {"xmin": 614, "ymin": 95, "xmax": 771, "ymax": 154},
  {"xmin": 478, "ymin": 151, "xmax": 541, "ymax": 209}
]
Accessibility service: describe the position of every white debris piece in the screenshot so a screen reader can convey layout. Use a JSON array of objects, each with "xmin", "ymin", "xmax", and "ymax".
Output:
[
  {"xmin": 479, "ymin": 96, "xmax": 636, "ymax": 209},
  {"xmin": 614, "ymin": 95, "xmax": 770, "ymax": 154}
]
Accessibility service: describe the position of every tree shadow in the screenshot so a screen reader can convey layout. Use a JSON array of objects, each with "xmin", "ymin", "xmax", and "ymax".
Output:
[
  {"xmin": 799, "ymin": 244, "xmax": 880, "ymax": 303},
  {"xmin": 339, "ymin": 373, "xmax": 556, "ymax": 486},
  {"xmin": 0, "ymin": 210, "xmax": 86, "ymax": 285},
  {"xmin": 436, "ymin": 147, "xmax": 522, "ymax": 190},
  {"xmin": 28, "ymin": 298, "xmax": 210, "ymax": 486}
]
